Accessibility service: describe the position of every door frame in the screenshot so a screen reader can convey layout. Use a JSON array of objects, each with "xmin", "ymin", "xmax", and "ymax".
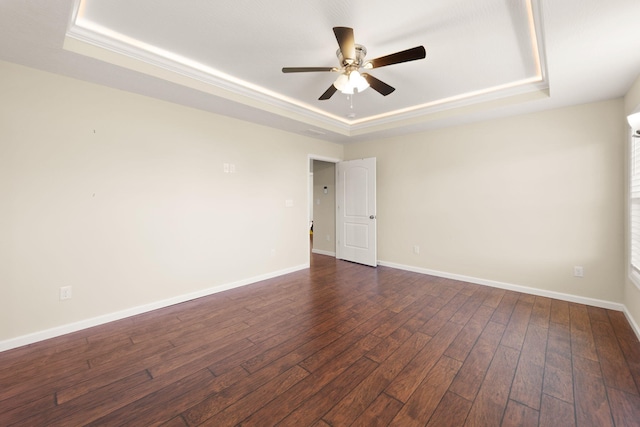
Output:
[{"xmin": 307, "ymin": 154, "xmax": 341, "ymax": 261}]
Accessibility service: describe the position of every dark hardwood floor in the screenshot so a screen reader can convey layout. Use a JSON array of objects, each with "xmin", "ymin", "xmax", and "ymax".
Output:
[{"xmin": 2, "ymin": 253, "xmax": 640, "ymax": 426}]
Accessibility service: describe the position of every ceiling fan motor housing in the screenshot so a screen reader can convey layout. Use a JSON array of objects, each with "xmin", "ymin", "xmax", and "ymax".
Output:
[{"xmin": 337, "ymin": 44, "xmax": 368, "ymax": 69}]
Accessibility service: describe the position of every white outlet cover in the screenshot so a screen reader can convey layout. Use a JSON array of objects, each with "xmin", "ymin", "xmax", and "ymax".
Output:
[
  {"xmin": 573, "ymin": 266, "xmax": 584, "ymax": 277},
  {"xmin": 59, "ymin": 286, "xmax": 72, "ymax": 300}
]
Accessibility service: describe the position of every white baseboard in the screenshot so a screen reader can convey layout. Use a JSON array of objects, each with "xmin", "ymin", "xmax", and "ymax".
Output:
[
  {"xmin": 623, "ymin": 306, "xmax": 640, "ymax": 342},
  {"xmin": 378, "ymin": 260, "xmax": 640, "ymax": 339},
  {"xmin": 311, "ymin": 249, "xmax": 336, "ymax": 257},
  {"xmin": 4, "ymin": 260, "xmax": 639, "ymax": 352},
  {"xmin": 0, "ymin": 263, "xmax": 309, "ymax": 353}
]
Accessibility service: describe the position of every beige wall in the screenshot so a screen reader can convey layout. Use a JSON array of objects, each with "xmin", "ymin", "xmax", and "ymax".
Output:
[
  {"xmin": 2, "ymin": 57, "xmax": 637, "ymax": 346},
  {"xmin": 312, "ymin": 161, "xmax": 336, "ymax": 255},
  {"xmin": 0, "ymin": 61, "xmax": 343, "ymax": 344},
  {"xmin": 624, "ymin": 74, "xmax": 640, "ymax": 333},
  {"xmin": 345, "ymin": 99, "xmax": 626, "ymax": 304}
]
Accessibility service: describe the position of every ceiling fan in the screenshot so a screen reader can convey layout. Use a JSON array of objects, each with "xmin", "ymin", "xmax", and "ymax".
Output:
[{"xmin": 282, "ymin": 27, "xmax": 426, "ymax": 100}]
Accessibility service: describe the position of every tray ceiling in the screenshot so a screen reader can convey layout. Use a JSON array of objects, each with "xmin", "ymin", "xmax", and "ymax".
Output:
[{"xmin": 1, "ymin": 0, "xmax": 640, "ymax": 142}]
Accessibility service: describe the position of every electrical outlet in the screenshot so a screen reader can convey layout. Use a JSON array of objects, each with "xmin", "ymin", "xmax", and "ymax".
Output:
[
  {"xmin": 573, "ymin": 266, "xmax": 584, "ymax": 278},
  {"xmin": 414, "ymin": 245, "xmax": 420, "ymax": 254},
  {"xmin": 59, "ymin": 286, "xmax": 72, "ymax": 300}
]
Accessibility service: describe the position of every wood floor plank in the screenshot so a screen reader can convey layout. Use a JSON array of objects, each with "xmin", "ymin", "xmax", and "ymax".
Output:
[
  {"xmin": 0, "ymin": 334, "xmax": 89, "ymax": 367},
  {"xmin": 607, "ymin": 386, "xmax": 640, "ymax": 427},
  {"xmin": 198, "ymin": 365, "xmax": 309, "ymax": 427},
  {"xmin": 159, "ymin": 415, "xmax": 189, "ymax": 427},
  {"xmin": 0, "ymin": 393, "xmax": 56, "ymax": 426},
  {"xmin": 463, "ymin": 345, "xmax": 520, "ymax": 427},
  {"xmin": 608, "ymin": 310, "xmax": 640, "ymax": 342},
  {"xmin": 366, "ymin": 324, "xmax": 416, "ymax": 364},
  {"xmin": 426, "ymin": 390, "xmax": 473, "ymax": 427},
  {"xmin": 550, "ymin": 299, "xmax": 571, "ymax": 326},
  {"xmin": 17, "ymin": 369, "xmax": 154, "ymax": 426},
  {"xmin": 297, "ymin": 309, "xmax": 390, "ymax": 373},
  {"xmin": 490, "ymin": 291, "xmax": 520, "ymax": 325},
  {"xmin": 131, "ymin": 308, "xmax": 249, "ymax": 345},
  {"xmin": 500, "ymin": 300, "xmax": 533, "ymax": 351},
  {"xmin": 502, "ymin": 399, "xmax": 539, "ymax": 427},
  {"xmin": 444, "ymin": 304, "xmax": 494, "ymax": 362},
  {"xmin": 448, "ymin": 321, "xmax": 506, "ymax": 401},
  {"xmin": 87, "ymin": 338, "xmax": 175, "ymax": 368},
  {"xmin": 547, "ymin": 321, "xmax": 571, "ymax": 359},
  {"xmin": 241, "ymin": 329, "xmax": 342, "ymax": 375},
  {"xmin": 448, "ymin": 287, "xmax": 486, "ymax": 326},
  {"xmin": 569, "ymin": 303, "xmax": 599, "ymax": 361},
  {"xmin": 481, "ymin": 287, "xmax": 505, "ymax": 309},
  {"xmin": 148, "ymin": 336, "xmax": 254, "ymax": 379},
  {"xmin": 369, "ymin": 293, "xmax": 435, "ymax": 339},
  {"xmin": 85, "ymin": 368, "xmax": 220, "ymax": 426},
  {"xmin": 210, "ymin": 322, "xmax": 342, "ymax": 377},
  {"xmin": 2, "ymin": 253, "xmax": 639, "ymax": 426},
  {"xmin": 510, "ymin": 324, "xmax": 548, "ymax": 410},
  {"xmin": 182, "ymin": 354, "xmax": 310, "ymax": 425},
  {"xmin": 322, "ymin": 332, "xmax": 431, "ymax": 426},
  {"xmin": 543, "ymin": 351, "xmax": 574, "ymax": 404},
  {"xmin": 388, "ymin": 355, "xmax": 462, "ymax": 426},
  {"xmin": 235, "ymin": 331, "xmax": 382, "ymax": 426},
  {"xmin": 0, "ymin": 354, "xmax": 91, "ymax": 402},
  {"xmin": 617, "ymin": 336, "xmax": 640, "ymax": 395},
  {"xmin": 530, "ymin": 296, "xmax": 551, "ymax": 329},
  {"xmin": 385, "ymin": 321, "xmax": 464, "ymax": 403},
  {"xmin": 539, "ymin": 393, "xmax": 576, "ymax": 427},
  {"xmin": 420, "ymin": 293, "xmax": 470, "ymax": 337},
  {"xmin": 349, "ymin": 392, "xmax": 404, "ymax": 427},
  {"xmin": 590, "ymin": 318, "xmax": 639, "ymax": 396},
  {"xmin": 573, "ymin": 355, "xmax": 615, "ymax": 427},
  {"xmin": 275, "ymin": 357, "xmax": 378, "ymax": 426}
]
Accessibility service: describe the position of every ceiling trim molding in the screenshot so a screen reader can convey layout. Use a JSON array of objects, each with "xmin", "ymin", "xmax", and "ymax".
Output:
[
  {"xmin": 66, "ymin": 0, "xmax": 549, "ymax": 138},
  {"xmin": 65, "ymin": 24, "xmax": 353, "ymax": 135}
]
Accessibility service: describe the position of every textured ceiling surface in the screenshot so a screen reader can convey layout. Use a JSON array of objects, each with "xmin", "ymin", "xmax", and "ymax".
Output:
[{"xmin": 1, "ymin": 0, "xmax": 640, "ymax": 142}]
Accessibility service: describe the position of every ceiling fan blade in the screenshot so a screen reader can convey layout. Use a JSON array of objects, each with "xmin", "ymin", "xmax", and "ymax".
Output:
[
  {"xmin": 362, "ymin": 73, "xmax": 395, "ymax": 96},
  {"xmin": 333, "ymin": 27, "xmax": 356, "ymax": 62},
  {"xmin": 369, "ymin": 46, "xmax": 426, "ymax": 69},
  {"xmin": 282, "ymin": 67, "xmax": 335, "ymax": 73},
  {"xmin": 319, "ymin": 84, "xmax": 338, "ymax": 100}
]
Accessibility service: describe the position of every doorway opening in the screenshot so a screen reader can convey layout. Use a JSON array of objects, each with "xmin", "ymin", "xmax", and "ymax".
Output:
[{"xmin": 308, "ymin": 156, "xmax": 339, "ymax": 260}]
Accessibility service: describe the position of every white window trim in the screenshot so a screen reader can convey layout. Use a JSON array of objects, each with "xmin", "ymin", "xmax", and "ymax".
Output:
[{"xmin": 629, "ymin": 112, "xmax": 640, "ymax": 291}]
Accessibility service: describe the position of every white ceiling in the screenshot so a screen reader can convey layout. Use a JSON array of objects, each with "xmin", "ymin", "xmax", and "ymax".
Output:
[{"xmin": 1, "ymin": 0, "xmax": 640, "ymax": 143}]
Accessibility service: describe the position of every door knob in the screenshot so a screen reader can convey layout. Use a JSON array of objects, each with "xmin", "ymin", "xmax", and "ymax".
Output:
[{"xmin": 370, "ymin": 215, "xmax": 376, "ymax": 219}]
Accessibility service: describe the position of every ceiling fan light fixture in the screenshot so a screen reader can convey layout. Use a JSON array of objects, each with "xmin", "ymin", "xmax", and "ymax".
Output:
[
  {"xmin": 350, "ymin": 70, "xmax": 369, "ymax": 93},
  {"xmin": 333, "ymin": 73, "xmax": 349, "ymax": 91},
  {"xmin": 333, "ymin": 70, "xmax": 369, "ymax": 95}
]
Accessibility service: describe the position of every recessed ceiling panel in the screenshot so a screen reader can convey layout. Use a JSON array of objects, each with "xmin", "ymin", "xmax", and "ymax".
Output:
[{"xmin": 70, "ymin": 0, "xmax": 546, "ymax": 131}]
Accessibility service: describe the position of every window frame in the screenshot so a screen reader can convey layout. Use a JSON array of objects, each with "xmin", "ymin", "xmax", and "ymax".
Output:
[{"xmin": 629, "ymin": 125, "xmax": 640, "ymax": 290}]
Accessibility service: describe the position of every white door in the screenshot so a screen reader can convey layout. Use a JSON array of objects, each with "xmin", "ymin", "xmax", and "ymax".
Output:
[{"xmin": 336, "ymin": 158, "xmax": 377, "ymax": 267}]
